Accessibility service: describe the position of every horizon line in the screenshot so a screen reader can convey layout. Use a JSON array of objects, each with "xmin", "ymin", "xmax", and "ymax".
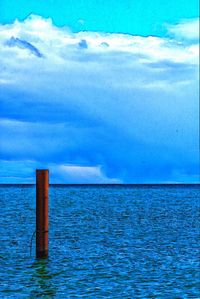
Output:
[{"xmin": 0, "ymin": 183, "xmax": 199, "ymax": 186}]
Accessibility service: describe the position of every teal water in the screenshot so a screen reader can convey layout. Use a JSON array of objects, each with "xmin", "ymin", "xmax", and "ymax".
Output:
[{"xmin": 0, "ymin": 185, "xmax": 199, "ymax": 298}]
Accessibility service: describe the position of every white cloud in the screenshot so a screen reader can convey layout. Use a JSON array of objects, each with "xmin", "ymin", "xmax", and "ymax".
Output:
[
  {"xmin": 0, "ymin": 160, "xmax": 121, "ymax": 184},
  {"xmin": 0, "ymin": 15, "xmax": 199, "ymax": 64},
  {"xmin": 0, "ymin": 15, "xmax": 199, "ymax": 183},
  {"xmin": 167, "ymin": 18, "xmax": 199, "ymax": 41},
  {"xmin": 54, "ymin": 165, "xmax": 121, "ymax": 184}
]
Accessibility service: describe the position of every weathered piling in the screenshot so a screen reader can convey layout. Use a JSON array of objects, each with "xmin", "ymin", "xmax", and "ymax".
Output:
[{"xmin": 36, "ymin": 170, "xmax": 49, "ymax": 258}]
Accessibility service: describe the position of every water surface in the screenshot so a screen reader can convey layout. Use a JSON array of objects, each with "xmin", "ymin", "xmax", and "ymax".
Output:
[{"xmin": 0, "ymin": 185, "xmax": 199, "ymax": 298}]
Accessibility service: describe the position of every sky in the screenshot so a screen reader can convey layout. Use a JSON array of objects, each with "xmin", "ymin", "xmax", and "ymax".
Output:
[{"xmin": 0, "ymin": 1, "xmax": 199, "ymax": 183}]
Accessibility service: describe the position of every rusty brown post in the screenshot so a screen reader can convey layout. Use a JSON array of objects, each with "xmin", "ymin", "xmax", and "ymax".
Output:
[{"xmin": 36, "ymin": 169, "xmax": 49, "ymax": 258}]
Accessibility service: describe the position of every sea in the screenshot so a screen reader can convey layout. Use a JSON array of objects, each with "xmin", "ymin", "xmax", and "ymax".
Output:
[{"xmin": 0, "ymin": 184, "xmax": 199, "ymax": 298}]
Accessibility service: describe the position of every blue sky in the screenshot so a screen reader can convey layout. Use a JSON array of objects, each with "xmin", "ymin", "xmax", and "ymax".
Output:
[
  {"xmin": 0, "ymin": 0, "xmax": 199, "ymax": 35},
  {"xmin": 0, "ymin": 1, "xmax": 199, "ymax": 183}
]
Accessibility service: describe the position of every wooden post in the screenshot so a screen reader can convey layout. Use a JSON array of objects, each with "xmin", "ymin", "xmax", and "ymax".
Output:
[{"xmin": 36, "ymin": 169, "xmax": 49, "ymax": 258}]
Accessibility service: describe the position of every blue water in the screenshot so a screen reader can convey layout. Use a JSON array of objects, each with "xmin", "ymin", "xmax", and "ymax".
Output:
[{"xmin": 0, "ymin": 185, "xmax": 199, "ymax": 298}]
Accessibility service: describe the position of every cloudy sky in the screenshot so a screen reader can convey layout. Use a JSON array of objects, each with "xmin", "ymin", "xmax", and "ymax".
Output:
[{"xmin": 0, "ymin": 0, "xmax": 199, "ymax": 183}]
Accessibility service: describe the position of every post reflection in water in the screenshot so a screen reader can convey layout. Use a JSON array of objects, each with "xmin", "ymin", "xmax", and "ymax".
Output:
[{"xmin": 30, "ymin": 258, "xmax": 56, "ymax": 298}]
